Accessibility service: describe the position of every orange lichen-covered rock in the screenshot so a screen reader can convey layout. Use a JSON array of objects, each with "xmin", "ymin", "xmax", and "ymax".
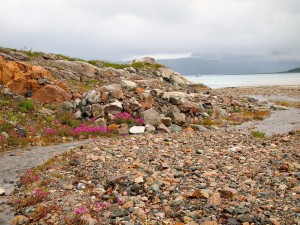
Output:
[
  {"xmin": 0, "ymin": 56, "xmax": 70, "ymax": 103},
  {"xmin": 31, "ymin": 85, "xmax": 71, "ymax": 103}
]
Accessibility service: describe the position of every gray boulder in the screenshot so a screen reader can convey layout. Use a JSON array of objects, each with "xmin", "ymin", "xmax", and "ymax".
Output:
[
  {"xmin": 140, "ymin": 108, "xmax": 161, "ymax": 127},
  {"xmin": 104, "ymin": 101, "xmax": 123, "ymax": 115},
  {"xmin": 84, "ymin": 90, "xmax": 101, "ymax": 104},
  {"xmin": 92, "ymin": 104, "xmax": 105, "ymax": 118},
  {"xmin": 165, "ymin": 105, "xmax": 186, "ymax": 125}
]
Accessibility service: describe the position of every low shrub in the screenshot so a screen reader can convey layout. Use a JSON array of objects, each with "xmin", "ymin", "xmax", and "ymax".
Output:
[
  {"xmin": 18, "ymin": 99, "xmax": 35, "ymax": 112},
  {"xmin": 251, "ymin": 130, "xmax": 265, "ymax": 138}
]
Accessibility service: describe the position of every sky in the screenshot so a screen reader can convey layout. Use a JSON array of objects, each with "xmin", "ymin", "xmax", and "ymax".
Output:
[{"xmin": 0, "ymin": 0, "xmax": 300, "ymax": 61}]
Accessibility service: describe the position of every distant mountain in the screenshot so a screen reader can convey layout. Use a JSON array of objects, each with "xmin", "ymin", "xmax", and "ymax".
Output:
[
  {"xmin": 158, "ymin": 56, "xmax": 300, "ymax": 75},
  {"xmin": 282, "ymin": 67, "xmax": 300, "ymax": 73}
]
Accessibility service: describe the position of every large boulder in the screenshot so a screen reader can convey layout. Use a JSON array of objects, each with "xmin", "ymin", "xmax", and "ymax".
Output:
[
  {"xmin": 165, "ymin": 105, "xmax": 186, "ymax": 125},
  {"xmin": 104, "ymin": 101, "xmax": 123, "ymax": 115},
  {"xmin": 31, "ymin": 85, "xmax": 71, "ymax": 103},
  {"xmin": 131, "ymin": 57, "xmax": 156, "ymax": 65},
  {"xmin": 83, "ymin": 90, "xmax": 101, "ymax": 104},
  {"xmin": 140, "ymin": 108, "xmax": 161, "ymax": 127},
  {"xmin": 0, "ymin": 56, "xmax": 71, "ymax": 103},
  {"xmin": 121, "ymin": 80, "xmax": 137, "ymax": 90}
]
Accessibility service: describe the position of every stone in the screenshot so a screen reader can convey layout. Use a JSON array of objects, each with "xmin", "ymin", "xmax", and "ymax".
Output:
[
  {"xmin": 157, "ymin": 123, "xmax": 171, "ymax": 133},
  {"xmin": 121, "ymin": 80, "xmax": 137, "ymax": 90},
  {"xmin": 0, "ymin": 187, "xmax": 5, "ymax": 196},
  {"xmin": 128, "ymin": 97, "xmax": 142, "ymax": 111},
  {"xmin": 92, "ymin": 104, "xmax": 105, "ymax": 118},
  {"xmin": 77, "ymin": 183, "xmax": 86, "ymax": 190},
  {"xmin": 131, "ymin": 57, "xmax": 156, "ymax": 64},
  {"xmin": 165, "ymin": 105, "xmax": 186, "ymax": 125},
  {"xmin": 145, "ymin": 124, "xmax": 156, "ymax": 132},
  {"xmin": 270, "ymin": 105, "xmax": 288, "ymax": 110},
  {"xmin": 102, "ymin": 83, "xmax": 122, "ymax": 92},
  {"xmin": 168, "ymin": 124, "xmax": 182, "ymax": 132},
  {"xmin": 0, "ymin": 131, "xmax": 9, "ymax": 139},
  {"xmin": 104, "ymin": 101, "xmax": 123, "ymax": 115},
  {"xmin": 74, "ymin": 110, "xmax": 82, "ymax": 119},
  {"xmin": 13, "ymin": 215, "xmax": 29, "ymax": 225},
  {"xmin": 129, "ymin": 126, "xmax": 145, "ymax": 134},
  {"xmin": 135, "ymin": 176, "xmax": 144, "ymax": 183},
  {"xmin": 84, "ymin": 90, "xmax": 101, "ymax": 104},
  {"xmin": 80, "ymin": 213, "xmax": 97, "ymax": 225},
  {"xmin": 207, "ymin": 192, "xmax": 222, "ymax": 206},
  {"xmin": 110, "ymin": 88, "xmax": 124, "ymax": 100},
  {"xmin": 111, "ymin": 208, "xmax": 129, "ymax": 218},
  {"xmin": 117, "ymin": 124, "xmax": 129, "ymax": 135},
  {"xmin": 219, "ymin": 187, "xmax": 237, "ymax": 199},
  {"xmin": 140, "ymin": 108, "xmax": 161, "ymax": 127},
  {"xmin": 140, "ymin": 93, "xmax": 154, "ymax": 110},
  {"xmin": 16, "ymin": 126, "xmax": 27, "ymax": 137},
  {"xmin": 31, "ymin": 84, "xmax": 71, "ymax": 103},
  {"xmin": 200, "ymin": 221, "xmax": 218, "ymax": 225},
  {"xmin": 161, "ymin": 116, "xmax": 172, "ymax": 126}
]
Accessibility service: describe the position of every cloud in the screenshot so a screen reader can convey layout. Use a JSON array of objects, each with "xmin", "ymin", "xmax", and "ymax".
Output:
[{"xmin": 0, "ymin": 0, "xmax": 299, "ymax": 61}]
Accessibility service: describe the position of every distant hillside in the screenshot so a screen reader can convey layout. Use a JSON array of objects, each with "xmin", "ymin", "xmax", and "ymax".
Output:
[
  {"xmin": 158, "ymin": 57, "xmax": 300, "ymax": 75},
  {"xmin": 282, "ymin": 67, "xmax": 300, "ymax": 73}
]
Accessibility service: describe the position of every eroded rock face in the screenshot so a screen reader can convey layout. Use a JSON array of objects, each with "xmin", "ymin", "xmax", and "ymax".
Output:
[
  {"xmin": 31, "ymin": 85, "xmax": 71, "ymax": 103},
  {"xmin": 0, "ymin": 56, "xmax": 70, "ymax": 103}
]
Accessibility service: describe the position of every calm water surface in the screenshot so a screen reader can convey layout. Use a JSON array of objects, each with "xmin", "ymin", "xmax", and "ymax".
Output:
[{"xmin": 186, "ymin": 73, "xmax": 300, "ymax": 89}]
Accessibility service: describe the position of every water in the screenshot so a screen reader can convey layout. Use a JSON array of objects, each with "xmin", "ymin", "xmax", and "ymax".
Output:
[{"xmin": 186, "ymin": 73, "xmax": 300, "ymax": 89}]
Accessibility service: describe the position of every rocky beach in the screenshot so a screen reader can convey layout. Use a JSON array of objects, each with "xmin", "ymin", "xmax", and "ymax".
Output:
[{"xmin": 0, "ymin": 48, "xmax": 299, "ymax": 225}]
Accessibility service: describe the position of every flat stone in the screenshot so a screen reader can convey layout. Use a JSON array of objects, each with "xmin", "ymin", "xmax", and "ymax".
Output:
[{"xmin": 129, "ymin": 126, "xmax": 145, "ymax": 134}]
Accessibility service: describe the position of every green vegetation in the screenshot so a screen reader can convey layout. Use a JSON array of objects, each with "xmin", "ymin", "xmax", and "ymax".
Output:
[
  {"xmin": 251, "ymin": 130, "xmax": 265, "ymax": 138},
  {"xmin": 18, "ymin": 99, "xmax": 35, "ymax": 112}
]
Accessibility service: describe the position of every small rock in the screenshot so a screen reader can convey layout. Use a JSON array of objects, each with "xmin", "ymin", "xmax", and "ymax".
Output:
[
  {"xmin": 77, "ymin": 183, "xmax": 86, "ymax": 190},
  {"xmin": 121, "ymin": 80, "xmax": 137, "ymax": 90},
  {"xmin": 13, "ymin": 215, "xmax": 29, "ymax": 225},
  {"xmin": 0, "ymin": 187, "xmax": 5, "ymax": 196},
  {"xmin": 157, "ymin": 123, "xmax": 171, "ymax": 133},
  {"xmin": 129, "ymin": 126, "xmax": 145, "ymax": 134},
  {"xmin": 135, "ymin": 176, "xmax": 144, "ymax": 183}
]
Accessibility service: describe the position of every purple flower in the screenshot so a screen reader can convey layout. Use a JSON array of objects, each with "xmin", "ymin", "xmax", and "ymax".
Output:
[
  {"xmin": 114, "ymin": 112, "xmax": 132, "ymax": 120},
  {"xmin": 101, "ymin": 202, "xmax": 109, "ymax": 210},
  {"xmin": 135, "ymin": 118, "xmax": 144, "ymax": 125},
  {"xmin": 117, "ymin": 197, "xmax": 123, "ymax": 204},
  {"xmin": 75, "ymin": 207, "xmax": 87, "ymax": 214}
]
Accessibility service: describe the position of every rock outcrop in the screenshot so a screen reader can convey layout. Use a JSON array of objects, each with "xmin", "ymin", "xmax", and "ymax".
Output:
[{"xmin": 0, "ymin": 56, "xmax": 70, "ymax": 103}]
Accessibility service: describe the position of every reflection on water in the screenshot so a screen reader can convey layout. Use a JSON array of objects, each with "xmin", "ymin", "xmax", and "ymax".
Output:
[{"xmin": 186, "ymin": 73, "xmax": 300, "ymax": 89}]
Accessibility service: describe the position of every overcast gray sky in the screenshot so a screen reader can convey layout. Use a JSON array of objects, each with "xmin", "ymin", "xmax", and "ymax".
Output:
[{"xmin": 1, "ymin": 0, "xmax": 300, "ymax": 61}]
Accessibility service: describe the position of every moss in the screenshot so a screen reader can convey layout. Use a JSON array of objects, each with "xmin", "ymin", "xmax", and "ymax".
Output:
[{"xmin": 19, "ymin": 99, "xmax": 35, "ymax": 112}]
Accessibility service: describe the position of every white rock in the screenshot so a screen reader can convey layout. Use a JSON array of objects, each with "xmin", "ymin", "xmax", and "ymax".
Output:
[
  {"xmin": 129, "ymin": 126, "xmax": 145, "ymax": 134},
  {"xmin": 0, "ymin": 187, "xmax": 5, "ymax": 196},
  {"xmin": 121, "ymin": 80, "xmax": 137, "ymax": 90}
]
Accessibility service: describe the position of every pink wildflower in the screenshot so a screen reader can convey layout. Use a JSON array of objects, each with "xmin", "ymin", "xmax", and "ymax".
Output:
[
  {"xmin": 117, "ymin": 197, "xmax": 123, "ymax": 204},
  {"xmin": 114, "ymin": 112, "xmax": 132, "ymax": 120},
  {"xmin": 75, "ymin": 207, "xmax": 87, "ymax": 214},
  {"xmin": 101, "ymin": 202, "xmax": 109, "ymax": 210}
]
